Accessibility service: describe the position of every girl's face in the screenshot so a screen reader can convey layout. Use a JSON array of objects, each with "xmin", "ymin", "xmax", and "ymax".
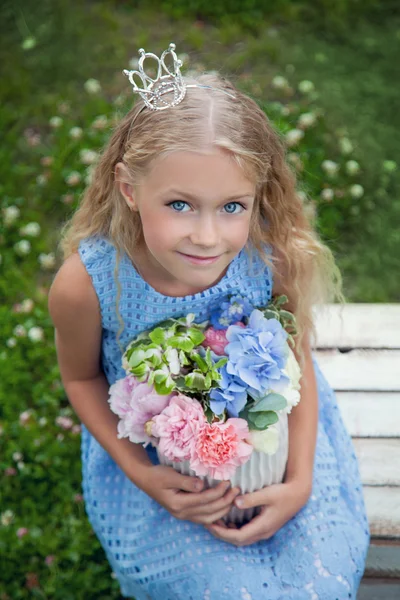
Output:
[{"xmin": 121, "ymin": 148, "xmax": 255, "ymax": 296}]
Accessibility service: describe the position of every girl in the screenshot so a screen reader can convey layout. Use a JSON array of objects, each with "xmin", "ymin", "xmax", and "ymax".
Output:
[{"xmin": 49, "ymin": 44, "xmax": 370, "ymax": 599}]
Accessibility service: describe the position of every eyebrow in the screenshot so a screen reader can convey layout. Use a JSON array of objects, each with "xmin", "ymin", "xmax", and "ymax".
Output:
[{"xmin": 162, "ymin": 189, "xmax": 255, "ymax": 202}]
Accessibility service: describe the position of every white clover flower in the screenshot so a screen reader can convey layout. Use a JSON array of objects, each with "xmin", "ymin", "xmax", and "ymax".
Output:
[
  {"xmin": 36, "ymin": 174, "xmax": 48, "ymax": 186},
  {"xmin": 39, "ymin": 417, "xmax": 48, "ymax": 426},
  {"xmin": 1, "ymin": 510, "xmax": 14, "ymax": 526},
  {"xmin": 85, "ymin": 165, "xmax": 95, "ymax": 185},
  {"xmin": 84, "ymin": 78, "xmax": 101, "ymax": 94},
  {"xmin": 298, "ymin": 80, "xmax": 315, "ymax": 94},
  {"xmin": 271, "ymin": 75, "xmax": 289, "ymax": 90},
  {"xmin": 56, "ymin": 416, "xmax": 74, "ymax": 430},
  {"xmin": 128, "ymin": 56, "xmax": 140, "ymax": 69},
  {"xmin": 0, "ymin": 254, "xmax": 2, "ymax": 266},
  {"xmin": 281, "ymin": 106, "xmax": 291, "ymax": 116},
  {"xmin": 285, "ymin": 129, "xmax": 304, "ymax": 147},
  {"xmin": 19, "ymin": 409, "xmax": 33, "ymax": 425},
  {"xmin": 69, "ymin": 126, "xmax": 83, "ymax": 140},
  {"xmin": 20, "ymin": 222, "xmax": 41, "ymax": 237},
  {"xmin": 247, "ymin": 426, "xmax": 279, "ymax": 455},
  {"xmin": 57, "ymin": 433, "xmax": 65, "ymax": 442},
  {"xmin": 14, "ymin": 239, "xmax": 31, "ymax": 256},
  {"xmin": 38, "ymin": 252, "xmax": 56, "ymax": 270},
  {"xmin": 65, "ymin": 171, "xmax": 82, "ymax": 186},
  {"xmin": 17, "ymin": 461, "xmax": 25, "ymax": 470},
  {"xmin": 79, "ymin": 149, "xmax": 98, "ymax": 165},
  {"xmin": 321, "ymin": 160, "xmax": 339, "ymax": 176},
  {"xmin": 297, "ymin": 112, "xmax": 317, "ymax": 129},
  {"xmin": 321, "ymin": 188, "xmax": 335, "ymax": 201},
  {"xmin": 49, "ymin": 116, "xmax": 63, "ymax": 129},
  {"xmin": 60, "ymin": 194, "xmax": 74, "ymax": 205},
  {"xmin": 345, "ymin": 160, "xmax": 360, "ymax": 175},
  {"xmin": 6, "ymin": 338, "xmax": 17, "ymax": 348},
  {"xmin": 297, "ymin": 190, "xmax": 308, "ymax": 202},
  {"xmin": 383, "ymin": 160, "xmax": 397, "ymax": 173},
  {"xmin": 20, "ymin": 299, "xmax": 34, "ymax": 313},
  {"xmin": 350, "ymin": 184, "xmax": 364, "ymax": 199},
  {"xmin": 28, "ymin": 327, "xmax": 44, "ymax": 342},
  {"xmin": 14, "ymin": 325, "xmax": 27, "ymax": 337},
  {"xmin": 287, "ymin": 153, "xmax": 303, "ymax": 171},
  {"xmin": 339, "ymin": 137, "xmax": 353, "ymax": 155},
  {"xmin": 12, "ymin": 451, "xmax": 23, "ymax": 462},
  {"xmin": 92, "ymin": 115, "xmax": 108, "ymax": 130},
  {"xmin": 3, "ymin": 205, "xmax": 20, "ymax": 226},
  {"xmin": 40, "ymin": 156, "xmax": 54, "ymax": 167}
]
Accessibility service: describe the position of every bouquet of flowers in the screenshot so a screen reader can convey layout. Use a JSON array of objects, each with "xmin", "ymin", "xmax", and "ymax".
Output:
[{"xmin": 109, "ymin": 295, "xmax": 301, "ymax": 491}]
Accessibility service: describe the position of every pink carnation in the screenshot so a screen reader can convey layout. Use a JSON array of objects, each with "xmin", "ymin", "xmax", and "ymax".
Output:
[
  {"xmin": 109, "ymin": 375, "xmax": 174, "ymax": 445},
  {"xmin": 151, "ymin": 395, "xmax": 206, "ymax": 462},
  {"xmin": 190, "ymin": 418, "xmax": 252, "ymax": 480}
]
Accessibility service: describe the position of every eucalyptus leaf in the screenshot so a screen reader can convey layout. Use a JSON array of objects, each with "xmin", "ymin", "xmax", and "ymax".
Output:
[
  {"xmin": 254, "ymin": 411, "xmax": 279, "ymax": 429},
  {"xmin": 249, "ymin": 393, "xmax": 287, "ymax": 412}
]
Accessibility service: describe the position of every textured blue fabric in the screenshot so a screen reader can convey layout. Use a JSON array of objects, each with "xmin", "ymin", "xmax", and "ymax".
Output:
[{"xmin": 78, "ymin": 236, "xmax": 370, "ymax": 600}]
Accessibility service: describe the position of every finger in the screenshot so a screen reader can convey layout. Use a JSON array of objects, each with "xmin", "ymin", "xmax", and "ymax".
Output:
[
  {"xmin": 234, "ymin": 484, "xmax": 280, "ymax": 510},
  {"xmin": 168, "ymin": 470, "xmax": 205, "ymax": 493},
  {"xmin": 208, "ymin": 512, "xmax": 266, "ymax": 546},
  {"xmin": 186, "ymin": 486, "xmax": 240, "ymax": 518},
  {"xmin": 176, "ymin": 481, "xmax": 233, "ymax": 509}
]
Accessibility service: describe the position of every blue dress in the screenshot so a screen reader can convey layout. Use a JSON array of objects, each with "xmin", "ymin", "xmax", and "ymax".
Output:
[{"xmin": 78, "ymin": 236, "xmax": 370, "ymax": 600}]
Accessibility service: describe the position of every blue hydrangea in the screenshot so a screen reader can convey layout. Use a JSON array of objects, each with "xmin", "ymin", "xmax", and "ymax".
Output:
[
  {"xmin": 210, "ymin": 295, "xmax": 254, "ymax": 330},
  {"xmin": 209, "ymin": 365, "xmax": 248, "ymax": 417},
  {"xmin": 225, "ymin": 309, "xmax": 289, "ymax": 398}
]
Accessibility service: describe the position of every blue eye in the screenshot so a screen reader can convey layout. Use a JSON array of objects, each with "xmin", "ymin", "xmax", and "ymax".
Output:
[
  {"xmin": 169, "ymin": 201, "xmax": 190, "ymax": 212},
  {"xmin": 224, "ymin": 202, "xmax": 244, "ymax": 214}
]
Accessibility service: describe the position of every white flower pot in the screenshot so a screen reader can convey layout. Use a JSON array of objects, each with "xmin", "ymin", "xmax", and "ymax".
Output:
[{"xmin": 157, "ymin": 410, "xmax": 289, "ymax": 525}]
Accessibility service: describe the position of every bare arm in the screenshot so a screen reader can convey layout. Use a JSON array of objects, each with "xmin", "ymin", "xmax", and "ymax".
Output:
[
  {"xmin": 273, "ymin": 260, "xmax": 318, "ymax": 498},
  {"xmin": 48, "ymin": 253, "xmax": 153, "ymax": 487}
]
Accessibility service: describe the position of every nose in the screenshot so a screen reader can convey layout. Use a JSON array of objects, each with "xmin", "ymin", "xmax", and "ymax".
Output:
[{"xmin": 189, "ymin": 213, "xmax": 220, "ymax": 249}]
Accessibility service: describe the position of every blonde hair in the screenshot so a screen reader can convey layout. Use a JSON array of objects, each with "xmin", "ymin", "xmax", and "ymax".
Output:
[{"xmin": 61, "ymin": 72, "xmax": 343, "ymax": 351}]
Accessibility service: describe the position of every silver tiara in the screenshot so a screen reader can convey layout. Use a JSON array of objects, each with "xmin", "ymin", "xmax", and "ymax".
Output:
[{"xmin": 123, "ymin": 42, "xmax": 235, "ymax": 111}]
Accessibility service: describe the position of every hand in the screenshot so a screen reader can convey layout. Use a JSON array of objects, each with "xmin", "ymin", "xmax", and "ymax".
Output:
[
  {"xmin": 205, "ymin": 480, "xmax": 311, "ymax": 546},
  {"xmin": 140, "ymin": 464, "xmax": 241, "ymax": 525}
]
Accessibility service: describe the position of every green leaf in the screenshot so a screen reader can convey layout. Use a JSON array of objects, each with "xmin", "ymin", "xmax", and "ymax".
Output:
[
  {"xmin": 154, "ymin": 378, "xmax": 175, "ymax": 395},
  {"xmin": 185, "ymin": 371, "xmax": 208, "ymax": 390},
  {"xmin": 249, "ymin": 393, "xmax": 287, "ymax": 412},
  {"xmin": 253, "ymin": 411, "xmax": 279, "ymax": 429},
  {"xmin": 214, "ymin": 357, "xmax": 228, "ymax": 369},
  {"xmin": 129, "ymin": 363, "xmax": 149, "ymax": 379},
  {"xmin": 149, "ymin": 327, "xmax": 167, "ymax": 345},
  {"xmin": 274, "ymin": 295, "xmax": 288, "ymax": 307},
  {"xmin": 262, "ymin": 309, "xmax": 278, "ymax": 320},
  {"xmin": 188, "ymin": 328, "xmax": 205, "ymax": 346},
  {"xmin": 192, "ymin": 353, "xmax": 208, "ymax": 373},
  {"xmin": 169, "ymin": 335, "xmax": 194, "ymax": 352}
]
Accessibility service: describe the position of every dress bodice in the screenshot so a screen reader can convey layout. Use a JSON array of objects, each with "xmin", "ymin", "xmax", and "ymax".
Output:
[{"xmin": 78, "ymin": 236, "xmax": 273, "ymax": 384}]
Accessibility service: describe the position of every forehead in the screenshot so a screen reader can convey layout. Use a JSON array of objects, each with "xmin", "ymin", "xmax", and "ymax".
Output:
[{"xmin": 139, "ymin": 148, "xmax": 256, "ymax": 199}]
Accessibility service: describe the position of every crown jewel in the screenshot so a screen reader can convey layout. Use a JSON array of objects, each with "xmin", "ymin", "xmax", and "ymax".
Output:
[
  {"xmin": 124, "ymin": 42, "xmax": 235, "ymax": 111},
  {"xmin": 124, "ymin": 43, "xmax": 186, "ymax": 111}
]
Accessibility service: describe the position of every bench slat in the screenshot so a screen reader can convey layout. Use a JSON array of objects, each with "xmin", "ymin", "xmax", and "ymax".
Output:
[
  {"xmin": 313, "ymin": 304, "xmax": 400, "ymax": 349},
  {"xmin": 315, "ymin": 349, "xmax": 400, "ymax": 391},
  {"xmin": 353, "ymin": 439, "xmax": 400, "ymax": 486},
  {"xmin": 337, "ymin": 392, "xmax": 400, "ymax": 437},
  {"xmin": 364, "ymin": 487, "xmax": 400, "ymax": 538}
]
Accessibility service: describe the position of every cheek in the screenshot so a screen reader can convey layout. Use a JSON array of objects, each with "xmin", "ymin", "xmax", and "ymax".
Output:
[{"xmin": 139, "ymin": 210, "xmax": 183, "ymax": 249}]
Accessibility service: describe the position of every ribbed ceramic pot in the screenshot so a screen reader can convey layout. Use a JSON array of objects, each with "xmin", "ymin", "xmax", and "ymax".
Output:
[{"xmin": 157, "ymin": 410, "xmax": 289, "ymax": 525}]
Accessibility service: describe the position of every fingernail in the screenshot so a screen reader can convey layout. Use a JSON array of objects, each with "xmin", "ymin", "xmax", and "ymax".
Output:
[
  {"xmin": 195, "ymin": 481, "xmax": 203, "ymax": 491},
  {"xmin": 235, "ymin": 497, "xmax": 244, "ymax": 508}
]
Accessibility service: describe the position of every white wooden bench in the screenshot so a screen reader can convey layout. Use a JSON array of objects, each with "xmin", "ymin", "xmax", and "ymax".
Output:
[{"xmin": 314, "ymin": 304, "xmax": 400, "ymax": 599}]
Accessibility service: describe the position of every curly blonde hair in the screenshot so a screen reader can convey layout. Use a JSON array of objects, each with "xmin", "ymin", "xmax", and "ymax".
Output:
[{"xmin": 61, "ymin": 72, "xmax": 343, "ymax": 350}]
